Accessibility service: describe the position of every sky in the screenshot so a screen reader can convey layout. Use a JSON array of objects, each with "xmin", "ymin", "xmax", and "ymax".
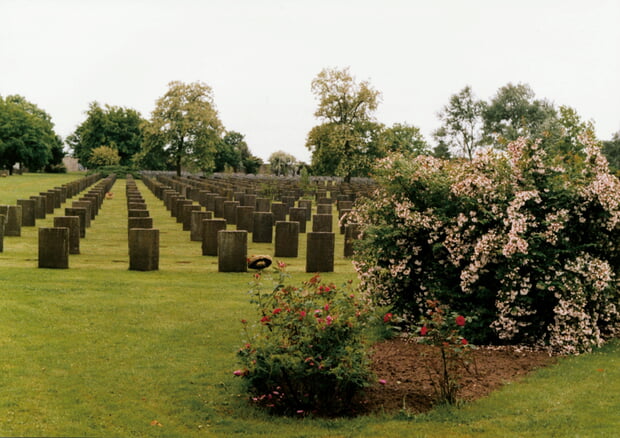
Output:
[{"xmin": 1, "ymin": 0, "xmax": 619, "ymax": 163}]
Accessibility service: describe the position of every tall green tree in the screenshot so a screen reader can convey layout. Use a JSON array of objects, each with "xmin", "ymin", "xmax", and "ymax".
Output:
[
  {"xmin": 141, "ymin": 81, "xmax": 224, "ymax": 176},
  {"xmin": 380, "ymin": 122, "xmax": 429, "ymax": 155},
  {"xmin": 305, "ymin": 67, "xmax": 383, "ymax": 181},
  {"xmin": 433, "ymin": 86, "xmax": 486, "ymax": 159},
  {"xmin": 0, "ymin": 95, "xmax": 61, "ymax": 174},
  {"xmin": 269, "ymin": 150, "xmax": 298, "ymax": 176},
  {"xmin": 66, "ymin": 102, "xmax": 144, "ymax": 168},
  {"xmin": 482, "ymin": 83, "xmax": 557, "ymax": 145},
  {"xmin": 214, "ymin": 130, "xmax": 262, "ymax": 174}
]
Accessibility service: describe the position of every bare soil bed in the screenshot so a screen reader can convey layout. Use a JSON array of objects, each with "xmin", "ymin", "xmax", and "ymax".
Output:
[{"xmin": 359, "ymin": 337, "xmax": 557, "ymax": 414}]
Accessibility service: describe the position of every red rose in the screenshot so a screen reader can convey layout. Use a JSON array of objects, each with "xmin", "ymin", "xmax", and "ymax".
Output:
[
  {"xmin": 420, "ymin": 326, "xmax": 428, "ymax": 336},
  {"xmin": 461, "ymin": 338, "xmax": 468, "ymax": 345},
  {"xmin": 455, "ymin": 315, "xmax": 466, "ymax": 326}
]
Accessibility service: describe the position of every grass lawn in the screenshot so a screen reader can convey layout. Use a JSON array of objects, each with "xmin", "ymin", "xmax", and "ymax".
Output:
[{"xmin": 0, "ymin": 173, "xmax": 619, "ymax": 437}]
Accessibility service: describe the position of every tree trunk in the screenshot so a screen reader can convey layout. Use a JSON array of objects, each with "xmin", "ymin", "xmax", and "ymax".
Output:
[{"xmin": 176, "ymin": 156, "xmax": 182, "ymax": 176}]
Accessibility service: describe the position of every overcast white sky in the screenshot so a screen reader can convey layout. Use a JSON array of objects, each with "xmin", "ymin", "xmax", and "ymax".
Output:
[{"xmin": 1, "ymin": 0, "xmax": 619, "ymax": 162}]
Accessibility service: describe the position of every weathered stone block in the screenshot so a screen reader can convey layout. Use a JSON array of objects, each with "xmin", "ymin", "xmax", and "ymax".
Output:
[
  {"xmin": 202, "ymin": 219, "xmax": 227, "ymax": 256},
  {"xmin": 17, "ymin": 199, "xmax": 36, "ymax": 226},
  {"xmin": 236, "ymin": 206, "xmax": 255, "ymax": 232},
  {"xmin": 129, "ymin": 228, "xmax": 159, "ymax": 271},
  {"xmin": 306, "ymin": 232, "xmax": 335, "ymax": 273},
  {"xmin": 38, "ymin": 227, "xmax": 69, "ymax": 269},
  {"xmin": 218, "ymin": 230, "xmax": 247, "ymax": 272},
  {"xmin": 65, "ymin": 207, "xmax": 87, "ymax": 237},
  {"xmin": 312, "ymin": 214, "xmax": 332, "ymax": 232},
  {"xmin": 0, "ymin": 205, "xmax": 22, "ymax": 236},
  {"xmin": 54, "ymin": 216, "xmax": 80, "ymax": 254},
  {"xmin": 190, "ymin": 211, "xmax": 213, "ymax": 241},
  {"xmin": 252, "ymin": 212, "xmax": 273, "ymax": 243},
  {"xmin": 274, "ymin": 221, "xmax": 299, "ymax": 257},
  {"xmin": 344, "ymin": 223, "xmax": 361, "ymax": 257},
  {"xmin": 289, "ymin": 207, "xmax": 307, "ymax": 233}
]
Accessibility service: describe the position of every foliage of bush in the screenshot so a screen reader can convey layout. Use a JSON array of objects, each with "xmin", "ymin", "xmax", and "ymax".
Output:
[
  {"xmin": 352, "ymin": 131, "xmax": 620, "ymax": 354},
  {"xmin": 88, "ymin": 145, "xmax": 121, "ymax": 167},
  {"xmin": 235, "ymin": 266, "xmax": 374, "ymax": 416}
]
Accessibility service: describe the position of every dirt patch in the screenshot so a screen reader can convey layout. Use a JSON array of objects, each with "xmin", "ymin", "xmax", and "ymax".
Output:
[{"xmin": 359, "ymin": 337, "xmax": 557, "ymax": 414}]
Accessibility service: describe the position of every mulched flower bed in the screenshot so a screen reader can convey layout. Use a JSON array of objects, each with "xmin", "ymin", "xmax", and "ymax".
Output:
[{"xmin": 357, "ymin": 337, "xmax": 557, "ymax": 414}]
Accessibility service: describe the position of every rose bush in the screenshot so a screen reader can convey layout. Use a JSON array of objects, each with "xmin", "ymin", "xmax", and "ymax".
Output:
[
  {"xmin": 352, "ymin": 131, "xmax": 620, "ymax": 353},
  {"xmin": 235, "ymin": 265, "xmax": 374, "ymax": 416},
  {"xmin": 417, "ymin": 300, "xmax": 475, "ymax": 404}
]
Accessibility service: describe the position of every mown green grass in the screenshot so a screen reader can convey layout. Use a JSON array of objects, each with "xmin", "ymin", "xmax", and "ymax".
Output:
[{"xmin": 1, "ymin": 173, "xmax": 619, "ymax": 437}]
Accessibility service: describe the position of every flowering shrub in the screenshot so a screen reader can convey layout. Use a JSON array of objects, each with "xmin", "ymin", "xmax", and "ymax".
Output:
[
  {"xmin": 235, "ymin": 265, "xmax": 374, "ymax": 415},
  {"xmin": 352, "ymin": 131, "xmax": 620, "ymax": 353},
  {"xmin": 417, "ymin": 300, "xmax": 475, "ymax": 404}
]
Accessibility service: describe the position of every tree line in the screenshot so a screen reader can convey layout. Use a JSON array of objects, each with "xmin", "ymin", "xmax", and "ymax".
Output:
[{"xmin": 1, "ymin": 70, "xmax": 618, "ymax": 176}]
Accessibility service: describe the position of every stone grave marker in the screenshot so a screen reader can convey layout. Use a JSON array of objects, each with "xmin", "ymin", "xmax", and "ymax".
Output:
[
  {"xmin": 65, "ymin": 207, "xmax": 87, "ymax": 237},
  {"xmin": 274, "ymin": 221, "xmax": 299, "ymax": 257},
  {"xmin": 202, "ymin": 218, "xmax": 227, "ymax": 256},
  {"xmin": 306, "ymin": 232, "xmax": 335, "ymax": 273},
  {"xmin": 218, "ymin": 230, "xmax": 248, "ymax": 272},
  {"xmin": 30, "ymin": 195, "xmax": 46, "ymax": 219},
  {"xmin": 16, "ymin": 199, "xmax": 36, "ymax": 226},
  {"xmin": 54, "ymin": 216, "xmax": 80, "ymax": 254},
  {"xmin": 190, "ymin": 211, "xmax": 213, "ymax": 241},
  {"xmin": 223, "ymin": 201, "xmax": 239, "ymax": 225},
  {"xmin": 312, "ymin": 214, "xmax": 332, "ymax": 232},
  {"xmin": 298, "ymin": 200, "xmax": 313, "ymax": 220},
  {"xmin": 271, "ymin": 202, "xmax": 287, "ymax": 222},
  {"xmin": 0, "ymin": 205, "xmax": 22, "ymax": 236},
  {"xmin": 182, "ymin": 204, "xmax": 201, "ymax": 231},
  {"xmin": 38, "ymin": 227, "xmax": 69, "ymax": 269},
  {"xmin": 316, "ymin": 204, "xmax": 332, "ymax": 215},
  {"xmin": 129, "ymin": 228, "xmax": 159, "ymax": 271},
  {"xmin": 252, "ymin": 212, "xmax": 273, "ymax": 243},
  {"xmin": 236, "ymin": 206, "xmax": 255, "ymax": 232},
  {"xmin": 344, "ymin": 223, "xmax": 361, "ymax": 257},
  {"xmin": 71, "ymin": 201, "xmax": 92, "ymax": 226},
  {"xmin": 289, "ymin": 207, "xmax": 307, "ymax": 233},
  {"xmin": 128, "ymin": 217, "xmax": 153, "ymax": 238}
]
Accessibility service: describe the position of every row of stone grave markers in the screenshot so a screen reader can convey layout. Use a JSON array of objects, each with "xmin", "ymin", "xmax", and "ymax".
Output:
[
  {"xmin": 141, "ymin": 171, "xmax": 377, "ymax": 204},
  {"xmin": 38, "ymin": 175, "xmax": 117, "ymax": 269},
  {"xmin": 125, "ymin": 176, "xmax": 159, "ymax": 271},
  {"xmin": 140, "ymin": 173, "xmax": 364, "ymax": 272},
  {"xmin": 0, "ymin": 173, "xmax": 103, "ymax": 254}
]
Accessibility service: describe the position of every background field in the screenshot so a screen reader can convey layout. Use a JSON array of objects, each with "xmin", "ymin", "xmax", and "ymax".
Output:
[{"xmin": 0, "ymin": 173, "xmax": 618, "ymax": 437}]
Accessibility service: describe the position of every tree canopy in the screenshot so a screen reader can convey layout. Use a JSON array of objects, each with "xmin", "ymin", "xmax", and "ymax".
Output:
[
  {"xmin": 0, "ymin": 95, "xmax": 62, "ymax": 174},
  {"xmin": 306, "ymin": 67, "xmax": 384, "ymax": 181},
  {"xmin": 381, "ymin": 122, "xmax": 429, "ymax": 155},
  {"xmin": 140, "ymin": 81, "xmax": 224, "ymax": 176},
  {"xmin": 215, "ymin": 130, "xmax": 263, "ymax": 174},
  {"xmin": 269, "ymin": 150, "xmax": 298, "ymax": 176},
  {"xmin": 433, "ymin": 86, "xmax": 486, "ymax": 159},
  {"xmin": 89, "ymin": 145, "xmax": 121, "ymax": 167},
  {"xmin": 482, "ymin": 83, "xmax": 557, "ymax": 145},
  {"xmin": 66, "ymin": 102, "xmax": 144, "ymax": 168}
]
